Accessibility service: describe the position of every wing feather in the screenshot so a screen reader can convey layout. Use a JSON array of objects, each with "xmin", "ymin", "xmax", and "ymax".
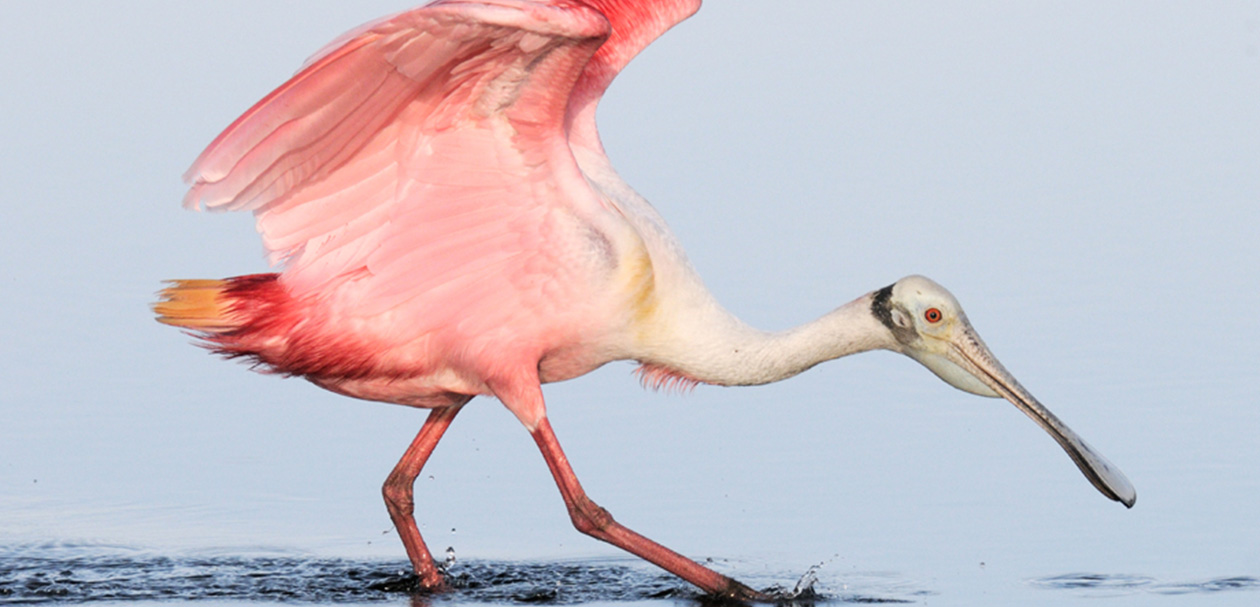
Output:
[{"xmin": 181, "ymin": 0, "xmax": 701, "ymax": 372}]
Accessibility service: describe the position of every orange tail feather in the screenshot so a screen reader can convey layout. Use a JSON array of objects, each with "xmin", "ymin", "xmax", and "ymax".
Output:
[
  {"xmin": 154, "ymin": 274, "xmax": 303, "ymax": 372},
  {"xmin": 156, "ymin": 273, "xmax": 377, "ymax": 379},
  {"xmin": 153, "ymin": 279, "xmax": 242, "ymax": 333}
]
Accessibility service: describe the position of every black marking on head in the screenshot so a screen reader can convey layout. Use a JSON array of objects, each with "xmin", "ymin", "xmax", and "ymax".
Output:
[
  {"xmin": 871, "ymin": 282, "xmax": 919, "ymax": 345},
  {"xmin": 871, "ymin": 284, "xmax": 897, "ymax": 331}
]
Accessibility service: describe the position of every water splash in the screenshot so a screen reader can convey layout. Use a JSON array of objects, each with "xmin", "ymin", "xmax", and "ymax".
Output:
[
  {"xmin": 753, "ymin": 559, "xmax": 921, "ymax": 605},
  {"xmin": 795, "ymin": 562, "xmax": 823, "ymax": 596}
]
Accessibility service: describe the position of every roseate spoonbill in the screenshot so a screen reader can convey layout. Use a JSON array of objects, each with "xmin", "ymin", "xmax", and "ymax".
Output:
[{"xmin": 155, "ymin": 0, "xmax": 1136, "ymax": 600}]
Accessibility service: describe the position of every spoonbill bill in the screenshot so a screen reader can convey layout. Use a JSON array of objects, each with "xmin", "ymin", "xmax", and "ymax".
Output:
[{"xmin": 155, "ymin": 0, "xmax": 1135, "ymax": 600}]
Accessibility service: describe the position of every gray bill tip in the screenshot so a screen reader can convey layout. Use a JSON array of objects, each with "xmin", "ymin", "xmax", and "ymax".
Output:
[{"xmin": 1077, "ymin": 438, "xmax": 1136, "ymax": 508}]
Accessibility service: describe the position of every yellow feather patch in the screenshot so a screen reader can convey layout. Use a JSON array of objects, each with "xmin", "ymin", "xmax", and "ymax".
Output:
[
  {"xmin": 153, "ymin": 279, "xmax": 236, "ymax": 332},
  {"xmin": 623, "ymin": 245, "xmax": 658, "ymax": 329}
]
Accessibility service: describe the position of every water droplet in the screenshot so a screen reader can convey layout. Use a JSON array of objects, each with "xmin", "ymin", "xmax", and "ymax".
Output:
[
  {"xmin": 444, "ymin": 547, "xmax": 456, "ymax": 568},
  {"xmin": 789, "ymin": 561, "xmax": 824, "ymax": 598}
]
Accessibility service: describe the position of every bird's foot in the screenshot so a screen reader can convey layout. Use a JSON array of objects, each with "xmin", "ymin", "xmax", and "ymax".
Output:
[{"xmin": 708, "ymin": 579, "xmax": 773, "ymax": 603}]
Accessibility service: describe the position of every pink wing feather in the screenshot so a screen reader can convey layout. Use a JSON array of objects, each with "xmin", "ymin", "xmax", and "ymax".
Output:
[{"xmin": 180, "ymin": 0, "xmax": 699, "ymax": 383}]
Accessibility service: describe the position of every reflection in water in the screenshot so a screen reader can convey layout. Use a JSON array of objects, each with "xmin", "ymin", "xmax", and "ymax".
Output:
[
  {"xmin": 0, "ymin": 544, "xmax": 912, "ymax": 605},
  {"xmin": 1032, "ymin": 572, "xmax": 1260, "ymax": 597}
]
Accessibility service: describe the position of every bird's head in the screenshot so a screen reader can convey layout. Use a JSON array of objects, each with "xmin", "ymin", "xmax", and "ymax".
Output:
[{"xmin": 869, "ymin": 275, "xmax": 1136, "ymax": 508}]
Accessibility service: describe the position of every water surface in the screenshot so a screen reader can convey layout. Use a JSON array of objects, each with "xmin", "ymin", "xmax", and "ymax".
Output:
[{"xmin": 4, "ymin": 543, "xmax": 1259, "ymax": 605}]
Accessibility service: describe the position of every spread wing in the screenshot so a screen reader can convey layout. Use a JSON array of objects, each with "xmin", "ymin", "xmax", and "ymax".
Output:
[{"xmin": 181, "ymin": 0, "xmax": 699, "ymax": 351}]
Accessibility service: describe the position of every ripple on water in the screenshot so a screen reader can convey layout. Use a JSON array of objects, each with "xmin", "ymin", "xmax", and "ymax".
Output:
[
  {"xmin": 1032, "ymin": 572, "xmax": 1260, "ymax": 597},
  {"xmin": 0, "ymin": 544, "xmax": 918, "ymax": 605}
]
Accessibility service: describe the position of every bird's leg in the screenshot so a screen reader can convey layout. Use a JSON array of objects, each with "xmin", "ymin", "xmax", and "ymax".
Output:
[
  {"xmin": 530, "ymin": 417, "xmax": 769, "ymax": 602},
  {"xmin": 383, "ymin": 404, "xmax": 464, "ymax": 591}
]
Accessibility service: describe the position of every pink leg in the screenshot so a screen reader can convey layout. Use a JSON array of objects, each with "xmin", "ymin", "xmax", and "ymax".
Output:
[
  {"xmin": 530, "ymin": 417, "xmax": 768, "ymax": 601},
  {"xmin": 383, "ymin": 404, "xmax": 463, "ymax": 590}
]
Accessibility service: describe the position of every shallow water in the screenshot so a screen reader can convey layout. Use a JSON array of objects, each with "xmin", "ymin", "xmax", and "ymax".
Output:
[
  {"xmin": 0, "ymin": 546, "xmax": 887, "ymax": 605},
  {"xmin": 3, "ymin": 544, "xmax": 1258, "ymax": 605}
]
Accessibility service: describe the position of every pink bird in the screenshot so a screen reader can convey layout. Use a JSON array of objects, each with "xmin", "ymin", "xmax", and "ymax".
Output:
[{"xmin": 156, "ymin": 0, "xmax": 1135, "ymax": 600}]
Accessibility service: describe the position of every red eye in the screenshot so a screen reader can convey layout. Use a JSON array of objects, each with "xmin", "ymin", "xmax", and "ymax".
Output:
[{"xmin": 924, "ymin": 308, "xmax": 943, "ymax": 323}]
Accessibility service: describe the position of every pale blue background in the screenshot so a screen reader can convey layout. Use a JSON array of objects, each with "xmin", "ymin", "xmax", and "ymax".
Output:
[{"xmin": 2, "ymin": 2, "xmax": 1258, "ymax": 604}]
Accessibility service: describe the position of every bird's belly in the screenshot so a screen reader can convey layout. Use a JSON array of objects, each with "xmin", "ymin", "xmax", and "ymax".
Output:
[
  {"xmin": 537, "ymin": 346, "xmax": 614, "ymax": 384},
  {"xmin": 309, "ymin": 368, "xmax": 488, "ymax": 409}
]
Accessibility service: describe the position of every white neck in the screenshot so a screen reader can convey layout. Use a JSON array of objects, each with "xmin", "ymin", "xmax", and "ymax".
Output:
[
  {"xmin": 640, "ymin": 293, "xmax": 893, "ymax": 387},
  {"xmin": 568, "ymin": 142, "xmax": 893, "ymax": 388}
]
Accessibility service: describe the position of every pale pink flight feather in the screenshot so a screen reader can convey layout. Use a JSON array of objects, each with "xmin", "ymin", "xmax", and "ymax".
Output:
[{"xmin": 181, "ymin": 0, "xmax": 703, "ymax": 398}]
